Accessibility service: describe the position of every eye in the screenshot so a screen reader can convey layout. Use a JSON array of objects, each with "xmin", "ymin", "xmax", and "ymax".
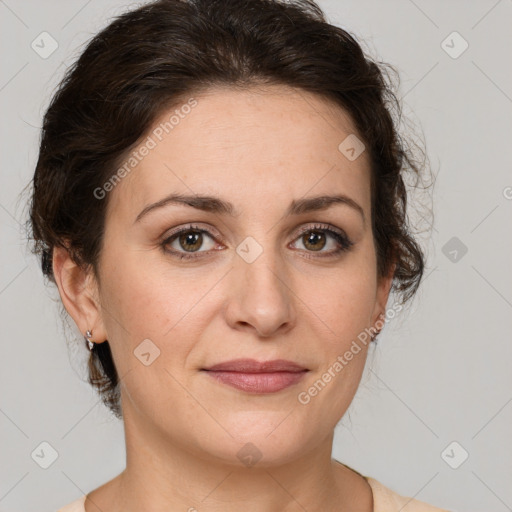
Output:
[
  {"xmin": 161, "ymin": 222, "xmax": 354, "ymax": 261},
  {"xmin": 290, "ymin": 223, "xmax": 353, "ymax": 258},
  {"xmin": 162, "ymin": 224, "xmax": 219, "ymax": 260}
]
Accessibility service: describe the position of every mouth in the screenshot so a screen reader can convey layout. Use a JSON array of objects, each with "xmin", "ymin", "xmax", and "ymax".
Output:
[{"xmin": 201, "ymin": 358, "xmax": 309, "ymax": 394}]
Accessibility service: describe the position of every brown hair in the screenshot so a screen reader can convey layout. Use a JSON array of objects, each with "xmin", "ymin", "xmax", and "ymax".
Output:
[{"xmin": 27, "ymin": 0, "xmax": 430, "ymax": 419}]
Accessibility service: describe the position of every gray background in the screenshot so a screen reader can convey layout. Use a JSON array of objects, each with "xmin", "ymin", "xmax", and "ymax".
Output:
[{"xmin": 1, "ymin": 1, "xmax": 511, "ymax": 511}]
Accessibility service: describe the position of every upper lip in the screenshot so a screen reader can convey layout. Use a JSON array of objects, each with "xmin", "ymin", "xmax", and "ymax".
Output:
[{"xmin": 202, "ymin": 358, "xmax": 308, "ymax": 373}]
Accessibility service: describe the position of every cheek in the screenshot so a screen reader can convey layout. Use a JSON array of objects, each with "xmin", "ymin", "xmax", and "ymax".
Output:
[
  {"xmin": 97, "ymin": 259, "xmax": 201, "ymax": 419},
  {"xmin": 299, "ymin": 250, "xmax": 378, "ymax": 344},
  {"xmin": 294, "ymin": 266, "xmax": 376, "ymax": 425},
  {"xmin": 97, "ymin": 246, "xmax": 214, "ymax": 371}
]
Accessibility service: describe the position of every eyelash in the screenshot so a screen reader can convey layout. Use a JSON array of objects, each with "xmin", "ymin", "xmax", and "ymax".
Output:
[{"xmin": 161, "ymin": 223, "xmax": 354, "ymax": 261}]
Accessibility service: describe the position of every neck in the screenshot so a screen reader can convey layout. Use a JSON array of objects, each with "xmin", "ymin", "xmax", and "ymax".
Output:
[{"xmin": 87, "ymin": 404, "xmax": 372, "ymax": 512}]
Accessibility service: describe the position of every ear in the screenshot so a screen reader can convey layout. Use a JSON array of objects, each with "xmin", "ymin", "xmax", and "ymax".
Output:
[
  {"xmin": 52, "ymin": 244, "xmax": 108, "ymax": 345},
  {"xmin": 370, "ymin": 263, "xmax": 395, "ymax": 328}
]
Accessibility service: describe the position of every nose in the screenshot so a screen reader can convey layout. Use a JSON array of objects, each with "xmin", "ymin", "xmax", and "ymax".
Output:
[{"xmin": 223, "ymin": 244, "xmax": 296, "ymax": 338}]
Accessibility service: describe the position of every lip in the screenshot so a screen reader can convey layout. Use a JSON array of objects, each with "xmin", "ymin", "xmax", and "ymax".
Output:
[
  {"xmin": 201, "ymin": 358, "xmax": 309, "ymax": 393},
  {"xmin": 202, "ymin": 358, "xmax": 307, "ymax": 373}
]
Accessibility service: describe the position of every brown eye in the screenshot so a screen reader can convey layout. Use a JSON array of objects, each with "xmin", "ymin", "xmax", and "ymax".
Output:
[
  {"xmin": 162, "ymin": 226, "xmax": 218, "ymax": 259},
  {"xmin": 301, "ymin": 230, "xmax": 327, "ymax": 251},
  {"xmin": 290, "ymin": 224, "xmax": 353, "ymax": 258},
  {"xmin": 178, "ymin": 231, "xmax": 204, "ymax": 252}
]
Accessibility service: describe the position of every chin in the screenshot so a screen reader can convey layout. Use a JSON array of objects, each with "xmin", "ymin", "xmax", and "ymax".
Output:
[{"xmin": 193, "ymin": 418, "xmax": 312, "ymax": 468}]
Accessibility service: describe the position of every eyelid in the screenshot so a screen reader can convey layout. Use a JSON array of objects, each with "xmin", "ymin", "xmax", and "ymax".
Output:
[
  {"xmin": 290, "ymin": 223, "xmax": 353, "ymax": 254},
  {"xmin": 161, "ymin": 221, "xmax": 353, "ymax": 259},
  {"xmin": 162, "ymin": 222, "xmax": 349, "ymax": 243},
  {"xmin": 160, "ymin": 223, "xmax": 223, "ymax": 260},
  {"xmin": 162, "ymin": 222, "xmax": 223, "ymax": 242},
  {"xmin": 293, "ymin": 222, "xmax": 349, "ymax": 241}
]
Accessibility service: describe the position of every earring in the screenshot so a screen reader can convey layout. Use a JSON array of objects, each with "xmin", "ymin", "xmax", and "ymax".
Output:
[{"xmin": 85, "ymin": 329, "xmax": 95, "ymax": 351}]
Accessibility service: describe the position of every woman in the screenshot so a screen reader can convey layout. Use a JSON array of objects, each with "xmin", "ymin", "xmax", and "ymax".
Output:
[{"xmin": 28, "ymin": 0, "xmax": 449, "ymax": 510}]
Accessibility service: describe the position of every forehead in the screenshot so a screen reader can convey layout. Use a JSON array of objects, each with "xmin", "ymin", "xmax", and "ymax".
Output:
[{"xmin": 108, "ymin": 85, "xmax": 371, "ymax": 219}]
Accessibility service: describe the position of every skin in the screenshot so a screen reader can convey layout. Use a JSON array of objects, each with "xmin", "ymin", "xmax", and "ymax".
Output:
[{"xmin": 53, "ymin": 84, "xmax": 394, "ymax": 512}]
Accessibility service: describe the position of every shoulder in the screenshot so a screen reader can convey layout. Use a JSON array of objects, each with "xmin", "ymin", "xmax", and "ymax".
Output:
[
  {"xmin": 56, "ymin": 494, "xmax": 86, "ymax": 512},
  {"xmin": 366, "ymin": 477, "xmax": 453, "ymax": 512}
]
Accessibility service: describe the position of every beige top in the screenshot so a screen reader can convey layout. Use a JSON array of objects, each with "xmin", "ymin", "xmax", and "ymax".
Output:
[{"xmin": 56, "ymin": 476, "xmax": 451, "ymax": 511}]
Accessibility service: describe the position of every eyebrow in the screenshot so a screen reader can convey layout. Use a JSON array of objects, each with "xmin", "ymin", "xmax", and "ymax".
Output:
[{"xmin": 134, "ymin": 193, "xmax": 365, "ymax": 224}]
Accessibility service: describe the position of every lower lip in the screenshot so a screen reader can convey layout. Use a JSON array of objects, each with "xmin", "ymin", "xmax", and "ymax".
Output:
[{"xmin": 203, "ymin": 370, "xmax": 308, "ymax": 393}]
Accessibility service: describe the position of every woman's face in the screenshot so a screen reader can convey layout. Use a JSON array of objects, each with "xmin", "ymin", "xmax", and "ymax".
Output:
[{"xmin": 89, "ymin": 85, "xmax": 392, "ymax": 465}]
